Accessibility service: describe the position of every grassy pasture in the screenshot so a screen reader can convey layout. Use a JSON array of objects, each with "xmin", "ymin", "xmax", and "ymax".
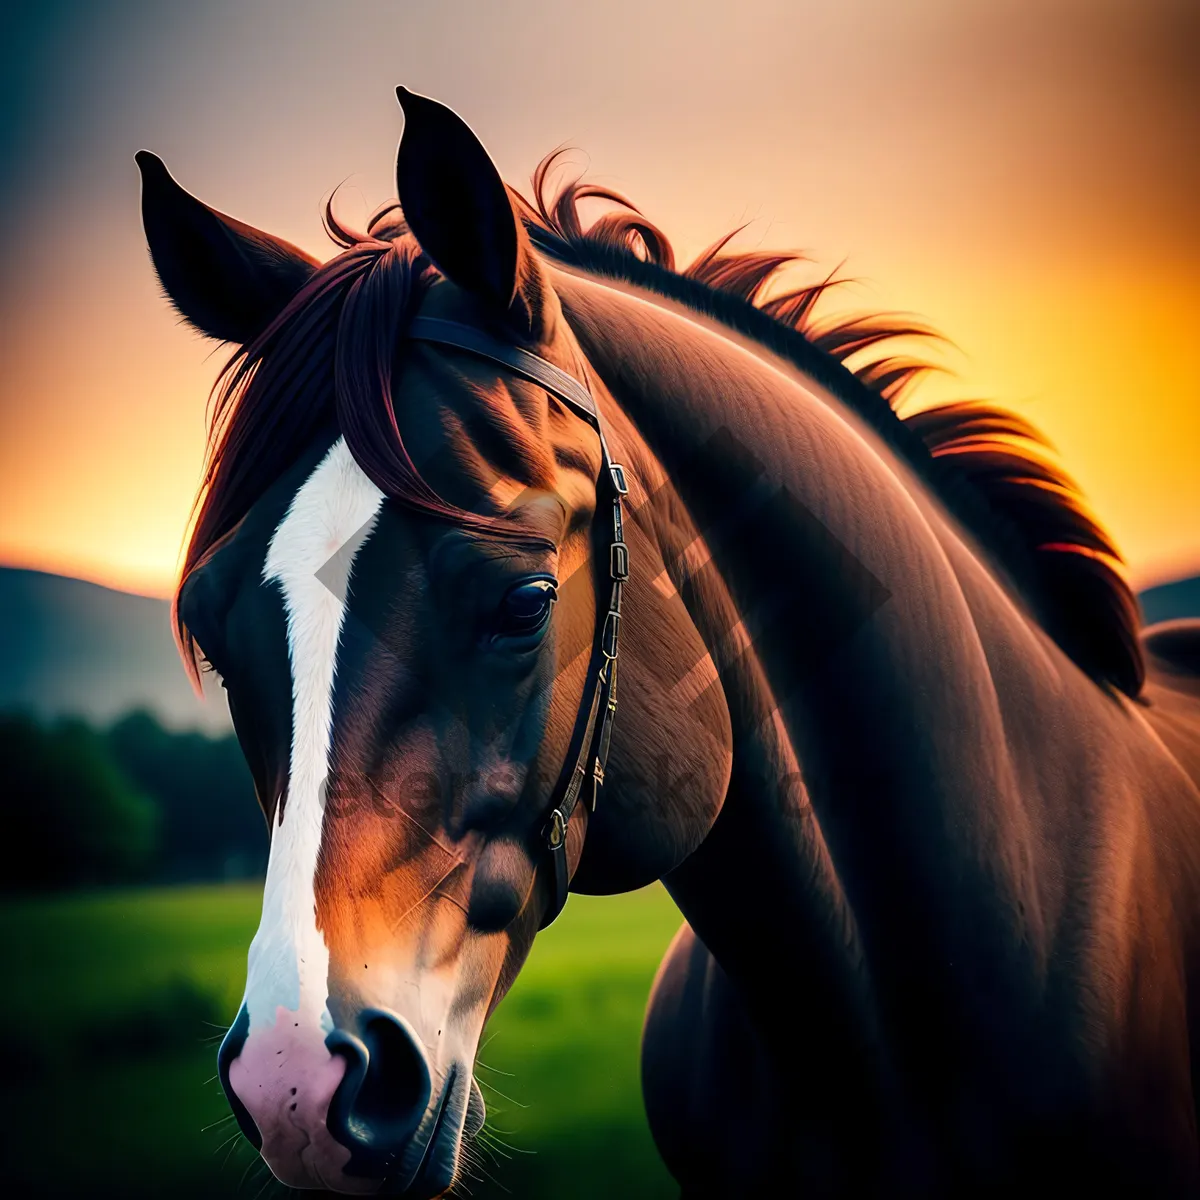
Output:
[{"xmin": 1, "ymin": 883, "xmax": 684, "ymax": 1198}]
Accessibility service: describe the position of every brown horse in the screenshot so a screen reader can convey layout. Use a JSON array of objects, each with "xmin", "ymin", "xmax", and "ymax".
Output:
[{"xmin": 138, "ymin": 89, "xmax": 1200, "ymax": 1197}]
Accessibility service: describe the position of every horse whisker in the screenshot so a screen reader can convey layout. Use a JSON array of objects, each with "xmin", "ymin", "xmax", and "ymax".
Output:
[{"xmin": 474, "ymin": 1079, "xmax": 527, "ymax": 1108}]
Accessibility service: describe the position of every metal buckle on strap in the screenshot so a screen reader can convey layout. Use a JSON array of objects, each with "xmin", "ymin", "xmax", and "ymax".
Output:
[
  {"xmin": 609, "ymin": 463, "xmax": 629, "ymax": 495},
  {"xmin": 610, "ymin": 541, "xmax": 630, "ymax": 581},
  {"xmin": 546, "ymin": 808, "xmax": 567, "ymax": 850},
  {"xmin": 601, "ymin": 609, "xmax": 621, "ymax": 660}
]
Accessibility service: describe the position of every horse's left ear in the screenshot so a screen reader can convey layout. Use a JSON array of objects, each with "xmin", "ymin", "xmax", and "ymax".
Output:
[
  {"xmin": 136, "ymin": 150, "xmax": 319, "ymax": 345},
  {"xmin": 395, "ymin": 88, "xmax": 550, "ymax": 341}
]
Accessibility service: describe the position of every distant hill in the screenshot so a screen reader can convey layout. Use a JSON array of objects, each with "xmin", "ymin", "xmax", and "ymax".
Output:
[
  {"xmin": 0, "ymin": 568, "xmax": 229, "ymax": 732},
  {"xmin": 1141, "ymin": 575, "xmax": 1200, "ymax": 628},
  {"xmin": 1, "ymin": 566, "xmax": 1197, "ymax": 732}
]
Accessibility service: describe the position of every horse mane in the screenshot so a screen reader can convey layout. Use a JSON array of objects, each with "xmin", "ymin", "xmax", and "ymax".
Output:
[
  {"xmin": 514, "ymin": 153, "xmax": 1144, "ymax": 697},
  {"xmin": 176, "ymin": 155, "xmax": 1145, "ymax": 699}
]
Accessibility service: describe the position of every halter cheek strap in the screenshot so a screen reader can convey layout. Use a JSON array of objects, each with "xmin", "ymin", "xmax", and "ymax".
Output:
[{"xmin": 405, "ymin": 316, "xmax": 629, "ymax": 928}]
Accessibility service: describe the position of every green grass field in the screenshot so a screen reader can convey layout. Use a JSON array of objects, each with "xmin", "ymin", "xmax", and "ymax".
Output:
[{"xmin": 2, "ymin": 883, "xmax": 685, "ymax": 1198}]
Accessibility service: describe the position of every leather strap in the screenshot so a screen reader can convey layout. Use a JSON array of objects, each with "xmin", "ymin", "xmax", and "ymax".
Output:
[
  {"xmin": 407, "ymin": 317, "xmax": 604, "ymax": 442},
  {"xmin": 405, "ymin": 316, "xmax": 629, "ymax": 928}
]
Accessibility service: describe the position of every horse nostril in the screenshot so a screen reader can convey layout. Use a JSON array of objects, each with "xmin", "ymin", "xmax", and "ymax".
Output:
[
  {"xmin": 325, "ymin": 1008, "xmax": 432, "ymax": 1171},
  {"xmin": 217, "ymin": 1003, "xmax": 262, "ymax": 1150}
]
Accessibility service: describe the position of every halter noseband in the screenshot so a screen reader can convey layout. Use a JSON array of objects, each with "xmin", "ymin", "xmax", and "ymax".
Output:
[{"xmin": 406, "ymin": 317, "xmax": 628, "ymax": 928}]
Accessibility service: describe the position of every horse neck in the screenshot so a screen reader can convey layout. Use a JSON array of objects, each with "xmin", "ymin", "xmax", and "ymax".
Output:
[{"xmin": 555, "ymin": 267, "xmax": 1039, "ymax": 1029}]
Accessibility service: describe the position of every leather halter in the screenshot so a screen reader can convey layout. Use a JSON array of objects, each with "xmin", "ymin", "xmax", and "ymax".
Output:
[{"xmin": 406, "ymin": 316, "xmax": 629, "ymax": 928}]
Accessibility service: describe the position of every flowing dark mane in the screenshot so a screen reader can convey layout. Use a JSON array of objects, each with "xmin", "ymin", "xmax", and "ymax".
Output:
[
  {"xmin": 177, "ymin": 154, "xmax": 1144, "ymax": 698},
  {"xmin": 514, "ymin": 153, "xmax": 1144, "ymax": 697}
]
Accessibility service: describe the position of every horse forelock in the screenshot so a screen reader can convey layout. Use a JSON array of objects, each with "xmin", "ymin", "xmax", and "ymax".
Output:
[{"xmin": 173, "ymin": 221, "xmax": 554, "ymax": 689}]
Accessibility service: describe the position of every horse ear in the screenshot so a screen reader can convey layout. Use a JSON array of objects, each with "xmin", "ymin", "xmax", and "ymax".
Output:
[
  {"xmin": 136, "ymin": 151, "xmax": 319, "ymax": 345},
  {"xmin": 394, "ymin": 88, "xmax": 549, "ymax": 340}
]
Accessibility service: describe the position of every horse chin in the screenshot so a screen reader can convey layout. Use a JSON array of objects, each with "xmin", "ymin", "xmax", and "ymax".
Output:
[{"xmin": 373, "ymin": 1065, "xmax": 482, "ymax": 1198}]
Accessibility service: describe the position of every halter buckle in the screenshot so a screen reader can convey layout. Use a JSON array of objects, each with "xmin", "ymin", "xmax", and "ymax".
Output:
[
  {"xmin": 601, "ymin": 609, "xmax": 621, "ymax": 660},
  {"xmin": 610, "ymin": 541, "xmax": 630, "ymax": 581},
  {"xmin": 609, "ymin": 463, "xmax": 629, "ymax": 496},
  {"xmin": 547, "ymin": 808, "xmax": 567, "ymax": 849}
]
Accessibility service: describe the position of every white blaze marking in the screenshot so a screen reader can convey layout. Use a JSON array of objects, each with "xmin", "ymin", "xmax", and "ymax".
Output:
[{"xmin": 243, "ymin": 437, "xmax": 384, "ymax": 1032}]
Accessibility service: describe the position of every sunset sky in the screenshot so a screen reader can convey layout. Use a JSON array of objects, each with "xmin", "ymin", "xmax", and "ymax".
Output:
[{"xmin": 1, "ymin": 0, "xmax": 1196, "ymax": 598}]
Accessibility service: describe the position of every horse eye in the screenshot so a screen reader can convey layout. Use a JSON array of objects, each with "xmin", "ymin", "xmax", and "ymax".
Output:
[{"xmin": 492, "ymin": 578, "xmax": 558, "ymax": 642}]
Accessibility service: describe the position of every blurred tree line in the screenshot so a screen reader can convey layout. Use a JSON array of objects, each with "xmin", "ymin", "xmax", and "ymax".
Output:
[{"xmin": 0, "ymin": 711, "xmax": 267, "ymax": 891}]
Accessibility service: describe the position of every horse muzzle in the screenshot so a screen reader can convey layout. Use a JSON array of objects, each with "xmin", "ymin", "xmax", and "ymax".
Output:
[{"xmin": 218, "ymin": 1003, "xmax": 478, "ymax": 1195}]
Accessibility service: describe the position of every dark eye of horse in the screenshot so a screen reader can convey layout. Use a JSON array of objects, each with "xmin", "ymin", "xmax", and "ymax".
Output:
[{"xmin": 492, "ymin": 577, "xmax": 558, "ymax": 643}]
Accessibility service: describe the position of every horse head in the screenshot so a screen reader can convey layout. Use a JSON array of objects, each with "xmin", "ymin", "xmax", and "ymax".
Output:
[{"xmin": 139, "ymin": 90, "xmax": 731, "ymax": 1195}]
